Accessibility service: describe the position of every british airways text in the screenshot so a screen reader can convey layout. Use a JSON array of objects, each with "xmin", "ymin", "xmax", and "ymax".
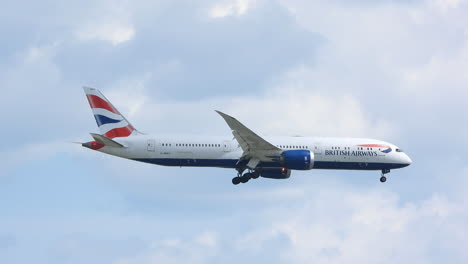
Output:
[{"xmin": 325, "ymin": 150, "xmax": 379, "ymax": 156}]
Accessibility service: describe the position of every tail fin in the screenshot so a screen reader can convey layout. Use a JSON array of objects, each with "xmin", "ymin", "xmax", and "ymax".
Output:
[{"xmin": 83, "ymin": 87, "xmax": 139, "ymax": 138}]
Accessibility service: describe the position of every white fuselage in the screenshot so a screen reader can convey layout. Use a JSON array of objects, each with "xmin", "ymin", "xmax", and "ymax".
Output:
[{"xmin": 95, "ymin": 135, "xmax": 412, "ymax": 171}]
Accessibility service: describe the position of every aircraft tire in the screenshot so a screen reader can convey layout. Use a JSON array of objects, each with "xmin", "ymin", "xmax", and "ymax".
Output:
[
  {"xmin": 380, "ymin": 176, "xmax": 387, "ymax": 183},
  {"xmin": 232, "ymin": 177, "xmax": 241, "ymax": 185},
  {"xmin": 240, "ymin": 175, "xmax": 250, "ymax": 183}
]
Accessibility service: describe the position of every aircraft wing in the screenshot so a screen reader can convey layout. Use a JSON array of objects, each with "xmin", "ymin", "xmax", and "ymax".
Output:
[{"xmin": 216, "ymin": 111, "xmax": 281, "ymax": 168}]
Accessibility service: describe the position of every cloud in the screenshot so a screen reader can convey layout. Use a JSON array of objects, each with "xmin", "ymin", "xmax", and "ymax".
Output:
[
  {"xmin": 115, "ymin": 232, "xmax": 219, "ymax": 264},
  {"xmin": 102, "ymin": 65, "xmax": 393, "ymax": 141},
  {"xmin": 0, "ymin": 140, "xmax": 81, "ymax": 171},
  {"xmin": 431, "ymin": 0, "xmax": 464, "ymax": 11},
  {"xmin": 0, "ymin": 0, "xmax": 321, "ymax": 150},
  {"xmin": 56, "ymin": 0, "xmax": 320, "ymax": 100},
  {"xmin": 77, "ymin": 22, "xmax": 135, "ymax": 46},
  {"xmin": 221, "ymin": 69, "xmax": 395, "ymax": 139},
  {"xmin": 0, "ymin": 43, "xmax": 90, "ymax": 149},
  {"xmin": 42, "ymin": 170, "xmax": 467, "ymax": 264},
  {"xmin": 231, "ymin": 180, "xmax": 468, "ymax": 264},
  {"xmin": 210, "ymin": 0, "xmax": 254, "ymax": 18},
  {"xmin": 275, "ymin": 0, "xmax": 468, "ymax": 151},
  {"xmin": 72, "ymin": 0, "xmax": 137, "ymax": 45}
]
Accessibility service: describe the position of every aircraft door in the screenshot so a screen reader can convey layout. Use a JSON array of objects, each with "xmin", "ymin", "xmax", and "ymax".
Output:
[
  {"xmin": 313, "ymin": 144, "xmax": 322, "ymax": 155},
  {"xmin": 223, "ymin": 140, "xmax": 231, "ymax": 152},
  {"xmin": 147, "ymin": 139, "xmax": 156, "ymax": 152}
]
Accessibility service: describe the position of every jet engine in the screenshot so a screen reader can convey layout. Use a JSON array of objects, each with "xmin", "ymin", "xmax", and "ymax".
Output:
[
  {"xmin": 281, "ymin": 150, "xmax": 314, "ymax": 170},
  {"xmin": 260, "ymin": 168, "xmax": 291, "ymax": 179}
]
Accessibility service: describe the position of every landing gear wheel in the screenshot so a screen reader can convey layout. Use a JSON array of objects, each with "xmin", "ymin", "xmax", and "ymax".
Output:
[
  {"xmin": 241, "ymin": 173, "xmax": 252, "ymax": 183},
  {"xmin": 232, "ymin": 177, "xmax": 241, "ymax": 185},
  {"xmin": 251, "ymin": 172, "xmax": 260, "ymax": 179},
  {"xmin": 380, "ymin": 169, "xmax": 390, "ymax": 183}
]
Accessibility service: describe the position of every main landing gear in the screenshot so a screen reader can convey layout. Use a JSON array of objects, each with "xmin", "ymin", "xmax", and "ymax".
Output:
[
  {"xmin": 232, "ymin": 170, "xmax": 260, "ymax": 185},
  {"xmin": 380, "ymin": 169, "xmax": 390, "ymax": 183}
]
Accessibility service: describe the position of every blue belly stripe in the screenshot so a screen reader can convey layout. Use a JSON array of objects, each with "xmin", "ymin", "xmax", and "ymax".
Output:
[{"xmin": 131, "ymin": 158, "xmax": 408, "ymax": 170}]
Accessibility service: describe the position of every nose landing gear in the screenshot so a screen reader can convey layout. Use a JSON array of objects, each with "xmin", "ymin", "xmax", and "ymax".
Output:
[{"xmin": 380, "ymin": 169, "xmax": 390, "ymax": 183}]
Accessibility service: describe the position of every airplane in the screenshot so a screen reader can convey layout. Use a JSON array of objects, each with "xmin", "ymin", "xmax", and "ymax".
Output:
[{"xmin": 81, "ymin": 87, "xmax": 412, "ymax": 184}]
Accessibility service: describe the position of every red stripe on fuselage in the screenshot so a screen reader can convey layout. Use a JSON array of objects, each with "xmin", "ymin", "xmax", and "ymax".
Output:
[
  {"xmin": 86, "ymin": 94, "xmax": 119, "ymax": 114},
  {"xmin": 104, "ymin": 125, "xmax": 134, "ymax": 138},
  {"xmin": 358, "ymin": 144, "xmax": 390, "ymax": 148}
]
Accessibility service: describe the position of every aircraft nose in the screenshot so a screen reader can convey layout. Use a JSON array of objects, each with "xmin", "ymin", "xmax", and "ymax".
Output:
[{"xmin": 403, "ymin": 154, "xmax": 412, "ymax": 167}]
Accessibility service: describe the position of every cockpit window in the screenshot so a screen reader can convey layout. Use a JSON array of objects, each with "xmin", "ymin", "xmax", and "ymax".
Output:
[{"xmin": 396, "ymin": 148, "xmax": 404, "ymax": 153}]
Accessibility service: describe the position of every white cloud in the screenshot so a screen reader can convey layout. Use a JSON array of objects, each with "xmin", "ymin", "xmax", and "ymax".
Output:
[
  {"xmin": 115, "ymin": 232, "xmax": 218, "ymax": 264},
  {"xmin": 77, "ymin": 22, "xmax": 135, "ymax": 46},
  {"xmin": 105, "ymin": 74, "xmax": 153, "ymax": 119},
  {"xmin": 77, "ymin": 171, "xmax": 468, "ymax": 264},
  {"xmin": 234, "ymin": 181, "xmax": 468, "ymax": 264},
  {"xmin": 222, "ymin": 69, "xmax": 395, "ymax": 139},
  {"xmin": 0, "ymin": 44, "xmax": 61, "ymax": 100},
  {"xmin": 399, "ymin": 40, "xmax": 468, "ymax": 104},
  {"xmin": 210, "ymin": 0, "xmax": 254, "ymax": 18},
  {"xmin": 0, "ymin": 140, "xmax": 85, "ymax": 171},
  {"xmin": 120, "ymin": 69, "xmax": 394, "ymax": 139},
  {"xmin": 273, "ymin": 0, "xmax": 468, "ymax": 147},
  {"xmin": 195, "ymin": 232, "xmax": 218, "ymax": 248},
  {"xmin": 277, "ymin": 0, "xmax": 467, "ymax": 81},
  {"xmin": 74, "ymin": 1, "xmax": 136, "ymax": 46},
  {"xmin": 431, "ymin": 0, "xmax": 464, "ymax": 12}
]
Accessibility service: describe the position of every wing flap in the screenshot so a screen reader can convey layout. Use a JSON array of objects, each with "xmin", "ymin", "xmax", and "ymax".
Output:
[{"xmin": 246, "ymin": 158, "xmax": 260, "ymax": 169}]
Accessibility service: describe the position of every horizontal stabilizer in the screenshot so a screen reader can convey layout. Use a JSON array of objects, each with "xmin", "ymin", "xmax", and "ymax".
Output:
[{"xmin": 90, "ymin": 133, "xmax": 124, "ymax": 148}]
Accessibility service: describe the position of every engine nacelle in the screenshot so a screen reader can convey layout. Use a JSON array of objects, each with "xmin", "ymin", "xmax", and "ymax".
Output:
[
  {"xmin": 260, "ymin": 168, "xmax": 291, "ymax": 179},
  {"xmin": 281, "ymin": 150, "xmax": 314, "ymax": 170}
]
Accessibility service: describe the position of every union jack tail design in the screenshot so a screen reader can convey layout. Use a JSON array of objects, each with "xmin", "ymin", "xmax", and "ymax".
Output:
[{"xmin": 83, "ymin": 87, "xmax": 139, "ymax": 138}]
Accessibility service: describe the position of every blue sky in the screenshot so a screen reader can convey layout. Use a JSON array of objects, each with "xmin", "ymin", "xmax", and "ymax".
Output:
[{"xmin": 1, "ymin": 0, "xmax": 468, "ymax": 263}]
